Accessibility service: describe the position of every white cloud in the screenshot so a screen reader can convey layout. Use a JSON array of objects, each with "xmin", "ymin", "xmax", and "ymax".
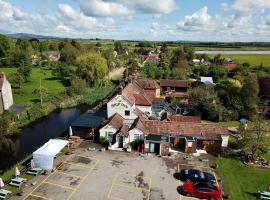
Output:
[
  {"xmin": 262, "ymin": 15, "xmax": 270, "ymax": 25},
  {"xmin": 222, "ymin": 0, "xmax": 270, "ymax": 13},
  {"xmin": 78, "ymin": 0, "xmax": 130, "ymax": 17},
  {"xmin": 135, "ymin": 0, "xmax": 176, "ymax": 14},
  {"xmin": 77, "ymin": 0, "xmax": 176, "ymax": 17},
  {"xmin": 184, "ymin": 7, "xmax": 211, "ymax": 27}
]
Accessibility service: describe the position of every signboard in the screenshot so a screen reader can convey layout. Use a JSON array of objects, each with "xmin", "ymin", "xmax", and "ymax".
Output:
[{"xmin": 111, "ymin": 103, "xmax": 128, "ymax": 108}]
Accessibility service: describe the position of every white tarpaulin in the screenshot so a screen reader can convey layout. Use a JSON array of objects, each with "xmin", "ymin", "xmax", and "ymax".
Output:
[{"xmin": 33, "ymin": 139, "xmax": 68, "ymax": 170}]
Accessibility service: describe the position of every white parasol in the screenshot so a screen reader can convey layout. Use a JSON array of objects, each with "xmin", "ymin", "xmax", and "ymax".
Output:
[
  {"xmin": 0, "ymin": 178, "xmax": 4, "ymax": 188},
  {"xmin": 69, "ymin": 126, "xmax": 73, "ymax": 136},
  {"xmin": 15, "ymin": 167, "xmax": 20, "ymax": 177},
  {"xmin": 31, "ymin": 159, "xmax": 35, "ymax": 168}
]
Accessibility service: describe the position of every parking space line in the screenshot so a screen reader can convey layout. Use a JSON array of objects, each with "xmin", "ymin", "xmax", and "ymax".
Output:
[
  {"xmin": 29, "ymin": 194, "xmax": 51, "ymax": 200},
  {"xmin": 23, "ymin": 156, "xmax": 72, "ymax": 200},
  {"xmin": 43, "ymin": 181, "xmax": 74, "ymax": 190},
  {"xmin": 67, "ymin": 159, "xmax": 99, "ymax": 200},
  {"xmin": 147, "ymin": 174, "xmax": 152, "ymax": 200},
  {"xmin": 108, "ymin": 173, "xmax": 119, "ymax": 199},
  {"xmin": 55, "ymin": 170, "xmax": 84, "ymax": 179}
]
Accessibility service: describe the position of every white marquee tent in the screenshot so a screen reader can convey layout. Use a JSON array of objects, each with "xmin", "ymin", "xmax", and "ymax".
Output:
[{"xmin": 33, "ymin": 139, "xmax": 69, "ymax": 170}]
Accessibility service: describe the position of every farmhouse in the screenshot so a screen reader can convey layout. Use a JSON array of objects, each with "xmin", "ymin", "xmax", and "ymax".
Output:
[
  {"xmin": 222, "ymin": 58, "xmax": 237, "ymax": 71},
  {"xmin": 0, "ymin": 72, "xmax": 13, "ymax": 114}
]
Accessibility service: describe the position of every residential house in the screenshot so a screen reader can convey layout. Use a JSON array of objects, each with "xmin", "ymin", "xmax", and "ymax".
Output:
[
  {"xmin": 143, "ymin": 52, "xmax": 160, "ymax": 65},
  {"xmin": 160, "ymin": 79, "xmax": 189, "ymax": 100},
  {"xmin": 0, "ymin": 72, "xmax": 13, "ymax": 114},
  {"xmin": 42, "ymin": 51, "xmax": 60, "ymax": 61},
  {"xmin": 222, "ymin": 58, "xmax": 237, "ymax": 71}
]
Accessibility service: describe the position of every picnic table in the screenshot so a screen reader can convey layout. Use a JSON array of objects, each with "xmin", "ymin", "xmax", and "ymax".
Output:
[
  {"xmin": 9, "ymin": 177, "xmax": 27, "ymax": 187},
  {"xmin": 26, "ymin": 168, "xmax": 42, "ymax": 176},
  {"xmin": 0, "ymin": 189, "xmax": 12, "ymax": 199},
  {"xmin": 259, "ymin": 191, "xmax": 270, "ymax": 200}
]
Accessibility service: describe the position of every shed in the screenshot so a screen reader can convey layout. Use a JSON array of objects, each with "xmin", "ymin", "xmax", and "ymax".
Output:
[{"xmin": 33, "ymin": 139, "xmax": 68, "ymax": 170}]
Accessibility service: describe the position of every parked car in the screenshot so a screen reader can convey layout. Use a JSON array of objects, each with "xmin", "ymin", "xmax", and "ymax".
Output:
[
  {"xmin": 179, "ymin": 169, "xmax": 216, "ymax": 184},
  {"xmin": 182, "ymin": 182, "xmax": 222, "ymax": 200}
]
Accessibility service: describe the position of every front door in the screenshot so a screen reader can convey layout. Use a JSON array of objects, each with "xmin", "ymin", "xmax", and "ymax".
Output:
[
  {"xmin": 118, "ymin": 136, "xmax": 123, "ymax": 148},
  {"xmin": 149, "ymin": 143, "xmax": 155, "ymax": 153}
]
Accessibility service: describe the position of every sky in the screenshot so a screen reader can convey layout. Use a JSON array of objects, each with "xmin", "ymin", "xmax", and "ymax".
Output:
[{"xmin": 0, "ymin": 0, "xmax": 270, "ymax": 42}]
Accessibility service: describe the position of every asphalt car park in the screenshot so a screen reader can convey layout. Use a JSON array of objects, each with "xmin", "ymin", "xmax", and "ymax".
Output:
[{"xmin": 16, "ymin": 142, "xmax": 221, "ymax": 200}]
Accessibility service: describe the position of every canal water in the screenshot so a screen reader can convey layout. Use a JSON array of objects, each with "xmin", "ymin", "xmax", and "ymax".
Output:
[{"xmin": 0, "ymin": 105, "xmax": 91, "ymax": 171}]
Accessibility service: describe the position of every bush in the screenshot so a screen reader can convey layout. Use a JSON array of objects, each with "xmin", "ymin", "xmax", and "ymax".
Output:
[
  {"xmin": 99, "ymin": 136, "xmax": 109, "ymax": 147},
  {"xmin": 68, "ymin": 79, "xmax": 89, "ymax": 96},
  {"xmin": 129, "ymin": 140, "xmax": 144, "ymax": 150}
]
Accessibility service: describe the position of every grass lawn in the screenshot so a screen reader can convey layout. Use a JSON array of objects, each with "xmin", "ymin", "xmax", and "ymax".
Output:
[
  {"xmin": 0, "ymin": 68, "xmax": 66, "ymax": 105},
  {"xmin": 216, "ymin": 157, "xmax": 270, "ymax": 200},
  {"xmin": 209, "ymin": 54, "xmax": 270, "ymax": 67},
  {"xmin": 202, "ymin": 120, "xmax": 240, "ymax": 127}
]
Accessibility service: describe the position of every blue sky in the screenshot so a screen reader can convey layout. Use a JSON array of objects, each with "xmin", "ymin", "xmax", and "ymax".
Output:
[{"xmin": 1, "ymin": 0, "xmax": 270, "ymax": 41}]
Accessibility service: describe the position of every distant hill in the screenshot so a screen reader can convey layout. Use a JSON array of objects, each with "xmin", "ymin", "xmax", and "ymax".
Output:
[{"xmin": 3, "ymin": 32, "xmax": 62, "ymax": 40}]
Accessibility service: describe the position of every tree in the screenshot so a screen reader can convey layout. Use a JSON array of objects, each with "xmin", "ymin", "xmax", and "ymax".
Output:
[
  {"xmin": 76, "ymin": 53, "xmax": 109, "ymax": 86},
  {"xmin": 17, "ymin": 63, "xmax": 32, "ymax": 81},
  {"xmin": 96, "ymin": 42, "xmax": 102, "ymax": 48},
  {"xmin": 32, "ymin": 79, "xmax": 47, "ymax": 105},
  {"xmin": 49, "ymin": 41, "xmax": 59, "ymax": 51},
  {"xmin": 52, "ymin": 62, "xmax": 73, "ymax": 79},
  {"xmin": 0, "ymin": 34, "xmax": 14, "ymax": 66},
  {"xmin": 159, "ymin": 45, "xmax": 171, "ymax": 79},
  {"xmin": 188, "ymin": 84, "xmax": 219, "ymax": 121},
  {"xmin": 39, "ymin": 40, "xmax": 49, "ymax": 52},
  {"xmin": 240, "ymin": 74, "xmax": 259, "ymax": 119},
  {"xmin": 209, "ymin": 65, "xmax": 228, "ymax": 81},
  {"xmin": 0, "ymin": 113, "xmax": 9, "ymax": 136},
  {"xmin": 71, "ymin": 39, "xmax": 81, "ymax": 50},
  {"xmin": 172, "ymin": 59, "xmax": 190, "ymax": 80},
  {"xmin": 59, "ymin": 42, "xmax": 78, "ymax": 64},
  {"xmin": 7, "ymin": 72, "xmax": 25, "ymax": 88},
  {"xmin": 140, "ymin": 61, "xmax": 161, "ymax": 79},
  {"xmin": 114, "ymin": 41, "xmax": 125, "ymax": 54},
  {"xmin": 239, "ymin": 117, "xmax": 270, "ymax": 159},
  {"xmin": 183, "ymin": 45, "xmax": 195, "ymax": 61},
  {"xmin": 68, "ymin": 79, "xmax": 88, "ymax": 96},
  {"xmin": 11, "ymin": 45, "xmax": 32, "ymax": 68},
  {"xmin": 16, "ymin": 38, "xmax": 31, "ymax": 50}
]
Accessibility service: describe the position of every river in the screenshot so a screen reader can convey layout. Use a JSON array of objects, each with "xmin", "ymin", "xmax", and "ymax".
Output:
[
  {"xmin": 0, "ymin": 105, "xmax": 91, "ymax": 171},
  {"xmin": 195, "ymin": 50, "xmax": 270, "ymax": 55}
]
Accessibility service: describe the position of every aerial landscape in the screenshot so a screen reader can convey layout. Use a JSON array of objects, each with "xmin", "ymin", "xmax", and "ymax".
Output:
[{"xmin": 0, "ymin": 0, "xmax": 270, "ymax": 200}]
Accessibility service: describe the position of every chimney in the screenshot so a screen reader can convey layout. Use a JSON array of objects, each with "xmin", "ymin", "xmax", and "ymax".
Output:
[{"xmin": 118, "ymin": 85, "xmax": 123, "ymax": 95}]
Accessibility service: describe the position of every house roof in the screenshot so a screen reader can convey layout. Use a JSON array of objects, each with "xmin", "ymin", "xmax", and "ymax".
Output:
[
  {"xmin": 107, "ymin": 113, "xmax": 124, "ymax": 130},
  {"xmin": 145, "ymin": 54, "xmax": 159, "ymax": 62},
  {"xmin": 160, "ymin": 79, "xmax": 188, "ymax": 88},
  {"xmin": 122, "ymin": 82, "xmax": 154, "ymax": 106},
  {"xmin": 135, "ymin": 79, "xmax": 160, "ymax": 90},
  {"xmin": 166, "ymin": 115, "xmax": 201, "ymax": 123},
  {"xmin": 141, "ymin": 120, "xmax": 228, "ymax": 140}
]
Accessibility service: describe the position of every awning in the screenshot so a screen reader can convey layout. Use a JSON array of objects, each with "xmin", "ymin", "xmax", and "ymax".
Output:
[{"xmin": 33, "ymin": 139, "xmax": 68, "ymax": 170}]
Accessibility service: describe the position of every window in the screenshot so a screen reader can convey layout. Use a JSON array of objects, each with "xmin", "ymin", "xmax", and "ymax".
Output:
[
  {"xmin": 134, "ymin": 134, "xmax": 141, "ymax": 140},
  {"xmin": 125, "ymin": 110, "xmax": 130, "ymax": 116},
  {"xmin": 106, "ymin": 132, "xmax": 114, "ymax": 142}
]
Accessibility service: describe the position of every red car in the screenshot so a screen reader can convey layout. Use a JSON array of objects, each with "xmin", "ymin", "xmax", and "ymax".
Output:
[{"xmin": 182, "ymin": 182, "xmax": 222, "ymax": 200}]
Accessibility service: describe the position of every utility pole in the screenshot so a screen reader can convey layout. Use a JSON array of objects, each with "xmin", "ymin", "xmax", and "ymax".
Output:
[{"xmin": 40, "ymin": 78, "xmax": 43, "ymax": 106}]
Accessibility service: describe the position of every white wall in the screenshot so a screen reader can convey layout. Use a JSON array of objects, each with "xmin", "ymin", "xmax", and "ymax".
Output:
[
  {"xmin": 221, "ymin": 135, "xmax": 230, "ymax": 147},
  {"xmin": 1, "ymin": 80, "xmax": 13, "ymax": 110},
  {"xmin": 107, "ymin": 95, "xmax": 137, "ymax": 120},
  {"xmin": 99, "ymin": 125, "xmax": 117, "ymax": 138},
  {"xmin": 129, "ymin": 128, "xmax": 145, "ymax": 143},
  {"xmin": 136, "ymin": 105, "xmax": 152, "ymax": 116}
]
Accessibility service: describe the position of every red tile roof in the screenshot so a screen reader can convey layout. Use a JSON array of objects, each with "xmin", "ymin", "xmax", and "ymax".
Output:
[
  {"xmin": 160, "ymin": 79, "xmax": 188, "ymax": 88},
  {"xmin": 166, "ymin": 115, "xmax": 201, "ymax": 123},
  {"xmin": 141, "ymin": 120, "xmax": 228, "ymax": 140},
  {"xmin": 107, "ymin": 113, "xmax": 124, "ymax": 130},
  {"xmin": 136, "ymin": 79, "xmax": 160, "ymax": 90}
]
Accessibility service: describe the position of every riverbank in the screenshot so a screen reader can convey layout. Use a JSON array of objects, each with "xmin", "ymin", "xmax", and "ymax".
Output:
[{"xmin": 6, "ymin": 84, "xmax": 118, "ymax": 136}]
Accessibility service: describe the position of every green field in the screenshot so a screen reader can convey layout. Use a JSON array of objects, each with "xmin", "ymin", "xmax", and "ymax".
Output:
[
  {"xmin": 0, "ymin": 68, "xmax": 66, "ymax": 105},
  {"xmin": 209, "ymin": 54, "xmax": 270, "ymax": 67},
  {"xmin": 216, "ymin": 157, "xmax": 270, "ymax": 200}
]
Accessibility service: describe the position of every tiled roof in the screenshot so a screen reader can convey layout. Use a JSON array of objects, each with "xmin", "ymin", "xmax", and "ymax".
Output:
[
  {"xmin": 107, "ymin": 113, "xmax": 124, "ymax": 130},
  {"xmin": 122, "ymin": 82, "xmax": 155, "ymax": 106},
  {"xmin": 166, "ymin": 115, "xmax": 201, "ymax": 123},
  {"xmin": 141, "ymin": 120, "xmax": 228, "ymax": 140},
  {"xmin": 136, "ymin": 79, "xmax": 160, "ymax": 90},
  {"xmin": 160, "ymin": 79, "xmax": 188, "ymax": 88}
]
